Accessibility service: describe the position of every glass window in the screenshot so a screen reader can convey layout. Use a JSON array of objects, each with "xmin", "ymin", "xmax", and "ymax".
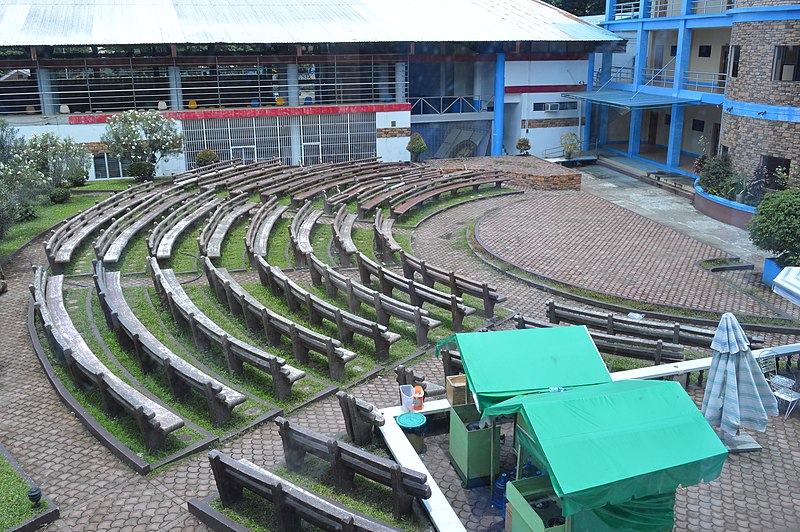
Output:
[
  {"xmin": 692, "ymin": 119, "xmax": 704, "ymax": 132},
  {"xmin": 665, "ymin": 114, "xmax": 671, "ymax": 125},
  {"xmin": 698, "ymin": 46, "xmax": 712, "ymax": 58},
  {"xmin": 533, "ymin": 103, "xmax": 545, "ymax": 111},
  {"xmin": 761, "ymin": 155, "xmax": 792, "ymax": 186},
  {"xmin": 773, "ymin": 45, "xmax": 800, "ymax": 81},
  {"xmin": 730, "ymin": 45, "xmax": 740, "ymax": 78}
]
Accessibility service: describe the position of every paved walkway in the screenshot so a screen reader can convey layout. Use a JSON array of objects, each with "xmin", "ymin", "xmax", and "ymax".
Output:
[{"xmin": 0, "ymin": 162, "xmax": 799, "ymax": 531}]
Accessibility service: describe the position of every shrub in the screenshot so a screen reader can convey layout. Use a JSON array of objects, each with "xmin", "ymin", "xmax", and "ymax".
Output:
[
  {"xmin": 406, "ymin": 133, "xmax": 427, "ymax": 162},
  {"xmin": 49, "ymin": 186, "xmax": 71, "ymax": 204},
  {"xmin": 560, "ymin": 133, "xmax": 579, "ymax": 158},
  {"xmin": 196, "ymin": 149, "xmax": 220, "ymax": 167},
  {"xmin": 747, "ymin": 166, "xmax": 767, "ymax": 205},
  {"xmin": 698, "ymin": 154, "xmax": 734, "ymax": 197},
  {"xmin": 516, "ymin": 137, "xmax": 531, "ymax": 155},
  {"xmin": 101, "ymin": 110, "xmax": 183, "ymax": 173},
  {"xmin": 749, "ymin": 187, "xmax": 800, "ymax": 266},
  {"xmin": 128, "ymin": 161, "xmax": 155, "ymax": 182}
]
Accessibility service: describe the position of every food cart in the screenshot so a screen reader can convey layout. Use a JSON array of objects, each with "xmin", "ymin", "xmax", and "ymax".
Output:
[{"xmin": 438, "ymin": 327, "xmax": 728, "ymax": 531}]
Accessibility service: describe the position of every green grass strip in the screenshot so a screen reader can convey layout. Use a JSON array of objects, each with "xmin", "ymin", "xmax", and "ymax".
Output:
[
  {"xmin": 116, "ymin": 232, "xmax": 150, "ymax": 275},
  {"xmin": 0, "ymin": 453, "xmax": 49, "ymax": 531},
  {"xmin": 75, "ymin": 179, "xmax": 137, "ymax": 192},
  {"xmin": 311, "ymin": 224, "xmax": 334, "ymax": 266},
  {"xmin": 124, "ymin": 286, "xmax": 324, "ymax": 410},
  {"xmin": 220, "ymin": 217, "xmax": 251, "ymax": 271},
  {"xmin": 165, "ymin": 227, "xmax": 202, "ymax": 273},
  {"xmin": 266, "ymin": 218, "xmax": 291, "ymax": 268}
]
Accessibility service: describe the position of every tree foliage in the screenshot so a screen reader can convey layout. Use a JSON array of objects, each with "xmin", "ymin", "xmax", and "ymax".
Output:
[
  {"xmin": 101, "ymin": 110, "xmax": 183, "ymax": 177},
  {"xmin": 406, "ymin": 133, "xmax": 427, "ymax": 162},
  {"xmin": 196, "ymin": 149, "xmax": 220, "ymax": 167},
  {"xmin": 749, "ymin": 188, "xmax": 800, "ymax": 266},
  {"xmin": 24, "ymin": 132, "xmax": 90, "ymax": 187},
  {"xmin": 544, "ymin": 0, "xmax": 604, "ymax": 16}
]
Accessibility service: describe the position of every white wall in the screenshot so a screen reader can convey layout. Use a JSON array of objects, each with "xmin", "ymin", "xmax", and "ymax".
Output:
[
  {"xmin": 376, "ymin": 110, "xmax": 411, "ymax": 162},
  {"xmin": 687, "ymin": 28, "xmax": 731, "ymax": 73},
  {"xmin": 506, "ymin": 60, "xmax": 589, "ymax": 87}
]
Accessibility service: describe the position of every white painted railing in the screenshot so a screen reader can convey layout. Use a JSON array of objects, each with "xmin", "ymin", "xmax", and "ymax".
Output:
[
  {"xmin": 692, "ymin": 0, "xmax": 736, "ymax": 14},
  {"xmin": 682, "ymin": 70, "xmax": 727, "ymax": 93},
  {"xmin": 614, "ymin": 0, "xmax": 641, "ymax": 19}
]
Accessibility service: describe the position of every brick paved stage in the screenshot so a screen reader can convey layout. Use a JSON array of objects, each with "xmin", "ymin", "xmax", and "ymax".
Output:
[
  {"xmin": 475, "ymin": 190, "xmax": 779, "ymax": 315},
  {"xmin": 1, "ymin": 167, "xmax": 800, "ymax": 531}
]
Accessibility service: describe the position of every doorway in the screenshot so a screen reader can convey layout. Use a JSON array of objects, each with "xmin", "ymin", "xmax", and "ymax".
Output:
[{"xmin": 648, "ymin": 111, "xmax": 659, "ymax": 147}]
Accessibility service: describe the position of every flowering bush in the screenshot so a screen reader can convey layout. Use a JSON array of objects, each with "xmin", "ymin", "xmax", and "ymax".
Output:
[
  {"xmin": 101, "ymin": 110, "xmax": 183, "ymax": 178},
  {"xmin": 25, "ymin": 133, "xmax": 90, "ymax": 188}
]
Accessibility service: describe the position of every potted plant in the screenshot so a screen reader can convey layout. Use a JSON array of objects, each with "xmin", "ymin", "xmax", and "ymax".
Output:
[
  {"xmin": 196, "ymin": 149, "xmax": 220, "ymax": 167},
  {"xmin": 748, "ymin": 187, "xmax": 800, "ymax": 285},
  {"xmin": 516, "ymin": 137, "xmax": 531, "ymax": 156},
  {"xmin": 406, "ymin": 133, "xmax": 427, "ymax": 163},
  {"xmin": 560, "ymin": 133, "xmax": 579, "ymax": 159}
]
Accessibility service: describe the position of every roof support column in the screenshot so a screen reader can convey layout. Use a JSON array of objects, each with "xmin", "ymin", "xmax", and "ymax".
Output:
[
  {"xmin": 627, "ymin": 108, "xmax": 643, "ymax": 156},
  {"xmin": 168, "ymin": 66, "xmax": 182, "ymax": 111},
  {"xmin": 36, "ymin": 68, "xmax": 58, "ymax": 116},
  {"xmin": 492, "ymin": 52, "xmax": 505, "ymax": 157},
  {"xmin": 673, "ymin": 22, "xmax": 691, "ymax": 94},
  {"xmin": 395, "ymin": 62, "xmax": 407, "ymax": 103},
  {"xmin": 287, "ymin": 63, "xmax": 299, "ymax": 107},
  {"xmin": 583, "ymin": 54, "xmax": 595, "ymax": 151},
  {"xmin": 666, "ymin": 104, "xmax": 685, "ymax": 168},
  {"xmin": 287, "ymin": 63, "xmax": 302, "ymax": 165}
]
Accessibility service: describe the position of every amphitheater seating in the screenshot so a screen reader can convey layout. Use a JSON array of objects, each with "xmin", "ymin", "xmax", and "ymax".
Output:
[
  {"xmin": 400, "ymin": 251, "xmax": 506, "ymax": 318},
  {"xmin": 251, "ymin": 255, "xmax": 401, "ymax": 360},
  {"xmin": 389, "ymin": 171, "xmax": 508, "ymax": 218},
  {"xmin": 31, "ymin": 266, "xmax": 184, "ymax": 451},
  {"xmin": 208, "ymin": 450, "xmax": 401, "ymax": 532},
  {"xmin": 46, "ymin": 182, "xmax": 154, "ymax": 272},
  {"xmin": 307, "ymin": 253, "xmax": 440, "ymax": 346},
  {"xmin": 148, "ymin": 257, "xmax": 306, "ymax": 399},
  {"xmin": 244, "ymin": 196, "xmax": 288, "ymax": 260},
  {"xmin": 331, "ymin": 205, "xmax": 358, "ymax": 266},
  {"xmin": 173, "ymin": 158, "xmax": 241, "ymax": 187},
  {"xmin": 198, "ymin": 159, "xmax": 282, "ymax": 192},
  {"xmin": 336, "ymin": 391, "xmax": 384, "ymax": 446},
  {"xmin": 147, "ymin": 190, "xmax": 223, "ymax": 261},
  {"xmin": 373, "ymin": 209, "xmax": 402, "ymax": 261},
  {"xmin": 324, "ymin": 167, "xmax": 433, "ymax": 215},
  {"xmin": 288, "ymin": 202, "xmax": 323, "ymax": 267},
  {"xmin": 202, "ymin": 258, "xmax": 358, "ymax": 380},
  {"xmin": 93, "ymin": 260, "xmax": 246, "ymax": 426},
  {"xmin": 356, "ymin": 252, "xmax": 475, "ymax": 331},
  {"xmin": 197, "ymin": 194, "xmax": 258, "ymax": 261}
]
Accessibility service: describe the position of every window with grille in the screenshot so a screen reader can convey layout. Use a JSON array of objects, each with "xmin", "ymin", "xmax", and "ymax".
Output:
[{"xmin": 92, "ymin": 153, "xmax": 133, "ymax": 179}]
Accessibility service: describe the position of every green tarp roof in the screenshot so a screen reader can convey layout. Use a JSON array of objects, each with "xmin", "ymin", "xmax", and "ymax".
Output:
[
  {"xmin": 438, "ymin": 327, "xmax": 612, "ymax": 412},
  {"xmin": 484, "ymin": 379, "xmax": 728, "ymax": 516}
]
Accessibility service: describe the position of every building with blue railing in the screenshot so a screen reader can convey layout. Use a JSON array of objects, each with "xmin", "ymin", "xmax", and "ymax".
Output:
[{"xmin": 572, "ymin": 0, "xmax": 800, "ymax": 179}]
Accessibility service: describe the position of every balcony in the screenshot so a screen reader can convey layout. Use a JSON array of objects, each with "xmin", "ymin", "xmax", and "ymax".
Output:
[
  {"xmin": 614, "ymin": 0, "xmax": 641, "ymax": 20},
  {"xmin": 641, "ymin": 67, "xmax": 676, "ymax": 88},
  {"xmin": 682, "ymin": 70, "xmax": 727, "ymax": 93},
  {"xmin": 594, "ymin": 66, "xmax": 636, "ymax": 85},
  {"xmin": 409, "ymin": 95, "xmax": 492, "ymax": 115},
  {"xmin": 692, "ymin": 0, "xmax": 736, "ymax": 15}
]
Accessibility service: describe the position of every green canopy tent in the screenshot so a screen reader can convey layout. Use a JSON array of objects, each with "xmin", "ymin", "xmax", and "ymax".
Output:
[
  {"xmin": 437, "ymin": 326, "xmax": 612, "ymax": 412},
  {"xmin": 484, "ymin": 379, "xmax": 728, "ymax": 530}
]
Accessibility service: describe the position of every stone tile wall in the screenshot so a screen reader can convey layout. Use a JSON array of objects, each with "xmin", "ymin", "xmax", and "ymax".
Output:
[{"xmin": 720, "ymin": 113, "xmax": 800, "ymax": 175}]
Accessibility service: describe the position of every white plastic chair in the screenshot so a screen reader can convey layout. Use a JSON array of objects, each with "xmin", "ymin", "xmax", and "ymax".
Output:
[{"xmin": 760, "ymin": 354, "xmax": 800, "ymax": 420}]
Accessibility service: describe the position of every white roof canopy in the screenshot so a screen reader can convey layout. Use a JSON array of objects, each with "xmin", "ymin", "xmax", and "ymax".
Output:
[{"xmin": 0, "ymin": 0, "xmax": 620, "ymax": 47}]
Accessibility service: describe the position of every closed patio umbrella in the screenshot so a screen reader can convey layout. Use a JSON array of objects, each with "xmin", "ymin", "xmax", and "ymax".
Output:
[
  {"xmin": 772, "ymin": 266, "xmax": 800, "ymax": 307},
  {"xmin": 701, "ymin": 313, "xmax": 778, "ymax": 451}
]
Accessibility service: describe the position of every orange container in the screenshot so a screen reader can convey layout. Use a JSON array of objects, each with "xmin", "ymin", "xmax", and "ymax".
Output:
[{"xmin": 412, "ymin": 385, "xmax": 424, "ymax": 410}]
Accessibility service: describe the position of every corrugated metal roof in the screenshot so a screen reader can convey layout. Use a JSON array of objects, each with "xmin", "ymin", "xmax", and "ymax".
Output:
[
  {"xmin": 563, "ymin": 89, "xmax": 701, "ymax": 108},
  {"xmin": 0, "ymin": 0, "xmax": 621, "ymax": 47}
]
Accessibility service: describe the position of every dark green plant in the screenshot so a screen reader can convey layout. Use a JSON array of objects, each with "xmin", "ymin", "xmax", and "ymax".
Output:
[
  {"xmin": 127, "ymin": 161, "xmax": 155, "ymax": 182},
  {"xmin": 406, "ymin": 133, "xmax": 427, "ymax": 163},
  {"xmin": 196, "ymin": 149, "xmax": 220, "ymax": 167},
  {"xmin": 747, "ymin": 166, "xmax": 767, "ymax": 205},
  {"xmin": 698, "ymin": 154, "xmax": 734, "ymax": 198},
  {"xmin": 516, "ymin": 137, "xmax": 531, "ymax": 155},
  {"xmin": 49, "ymin": 186, "xmax": 71, "ymax": 204},
  {"xmin": 749, "ymin": 188, "xmax": 800, "ymax": 266}
]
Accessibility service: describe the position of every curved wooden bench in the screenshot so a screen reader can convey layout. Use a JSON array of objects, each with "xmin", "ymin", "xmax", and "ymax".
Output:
[
  {"xmin": 307, "ymin": 253, "xmax": 440, "ymax": 346},
  {"xmin": 96, "ymin": 187, "xmax": 190, "ymax": 265},
  {"xmin": 32, "ymin": 267, "xmax": 184, "ymax": 451},
  {"xmin": 173, "ymin": 158, "xmax": 241, "ymax": 187},
  {"xmin": 322, "ymin": 165, "xmax": 411, "ymax": 214},
  {"xmin": 251, "ymin": 255, "xmax": 401, "ymax": 361},
  {"xmin": 331, "ymin": 205, "xmax": 358, "ymax": 266},
  {"xmin": 373, "ymin": 209, "xmax": 402, "ymax": 261},
  {"xmin": 208, "ymin": 450, "xmax": 401, "ymax": 532},
  {"xmin": 197, "ymin": 194, "xmax": 258, "ymax": 261},
  {"xmin": 93, "ymin": 260, "xmax": 246, "ymax": 426},
  {"xmin": 356, "ymin": 169, "xmax": 443, "ymax": 219},
  {"xmin": 244, "ymin": 196, "xmax": 288, "ymax": 260},
  {"xmin": 46, "ymin": 182, "xmax": 154, "ymax": 272},
  {"xmin": 148, "ymin": 257, "xmax": 306, "ymax": 399},
  {"xmin": 148, "ymin": 190, "xmax": 223, "ymax": 261},
  {"xmin": 199, "ymin": 159, "xmax": 282, "ymax": 192},
  {"xmin": 275, "ymin": 417, "xmax": 431, "ymax": 519},
  {"xmin": 288, "ymin": 202, "xmax": 322, "ymax": 267},
  {"xmin": 202, "ymin": 259, "xmax": 357, "ymax": 380},
  {"xmin": 516, "ymin": 313, "xmax": 685, "ymax": 365},
  {"xmin": 400, "ymin": 251, "xmax": 506, "ymax": 318},
  {"xmin": 292, "ymin": 161, "xmax": 405, "ymax": 209},
  {"xmin": 357, "ymin": 252, "xmax": 475, "ymax": 331},
  {"xmin": 389, "ymin": 172, "xmax": 508, "ymax": 218}
]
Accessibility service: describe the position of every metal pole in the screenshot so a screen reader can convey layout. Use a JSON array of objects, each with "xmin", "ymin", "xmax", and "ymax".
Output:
[{"xmin": 490, "ymin": 416, "xmax": 497, "ymax": 501}]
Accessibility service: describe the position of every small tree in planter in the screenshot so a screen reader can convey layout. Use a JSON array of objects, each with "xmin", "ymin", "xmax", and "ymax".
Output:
[
  {"xmin": 406, "ymin": 133, "xmax": 427, "ymax": 162},
  {"xmin": 749, "ymin": 188, "xmax": 800, "ymax": 268},
  {"xmin": 101, "ymin": 110, "xmax": 183, "ymax": 180},
  {"xmin": 516, "ymin": 137, "xmax": 531, "ymax": 156},
  {"xmin": 560, "ymin": 133, "xmax": 579, "ymax": 159},
  {"xmin": 196, "ymin": 149, "xmax": 220, "ymax": 167}
]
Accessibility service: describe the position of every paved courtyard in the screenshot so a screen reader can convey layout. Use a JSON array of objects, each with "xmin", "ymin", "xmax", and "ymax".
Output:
[{"xmin": 1, "ymin": 162, "xmax": 799, "ymax": 530}]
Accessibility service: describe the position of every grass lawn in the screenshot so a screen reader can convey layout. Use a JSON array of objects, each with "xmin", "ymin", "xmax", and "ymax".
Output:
[
  {"xmin": 0, "ymin": 193, "xmax": 109, "ymax": 262},
  {"xmin": 165, "ymin": 227, "xmax": 202, "ymax": 273},
  {"xmin": 0, "ymin": 453, "xmax": 49, "ymax": 531},
  {"xmin": 266, "ymin": 218, "xmax": 292, "ymax": 268},
  {"xmin": 220, "ymin": 217, "xmax": 251, "ymax": 271},
  {"xmin": 75, "ymin": 178, "xmax": 137, "ymax": 192},
  {"xmin": 311, "ymin": 224, "xmax": 334, "ymax": 265}
]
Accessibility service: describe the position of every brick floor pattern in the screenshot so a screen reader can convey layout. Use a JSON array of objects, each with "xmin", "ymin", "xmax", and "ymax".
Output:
[
  {"xmin": 475, "ymin": 191, "xmax": 776, "ymax": 315},
  {"xmin": 0, "ymin": 187, "xmax": 799, "ymax": 530}
]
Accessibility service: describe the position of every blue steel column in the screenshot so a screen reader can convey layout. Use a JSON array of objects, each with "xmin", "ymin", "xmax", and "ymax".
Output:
[
  {"xmin": 628, "ymin": 109, "xmax": 643, "ymax": 156},
  {"xmin": 492, "ymin": 52, "xmax": 505, "ymax": 157},
  {"xmin": 627, "ymin": 27, "xmax": 649, "ymax": 155},
  {"xmin": 583, "ymin": 54, "xmax": 595, "ymax": 151},
  {"xmin": 287, "ymin": 64, "xmax": 302, "ymax": 165},
  {"xmin": 666, "ymin": 104, "xmax": 685, "ymax": 167}
]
